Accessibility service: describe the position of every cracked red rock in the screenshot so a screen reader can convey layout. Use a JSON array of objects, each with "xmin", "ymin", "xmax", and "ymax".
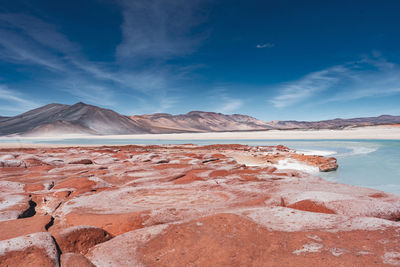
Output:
[{"xmin": 0, "ymin": 144, "xmax": 399, "ymax": 266}]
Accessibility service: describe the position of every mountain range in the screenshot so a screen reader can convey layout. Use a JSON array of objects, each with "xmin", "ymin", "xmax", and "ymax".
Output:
[{"xmin": 0, "ymin": 102, "xmax": 399, "ymax": 136}]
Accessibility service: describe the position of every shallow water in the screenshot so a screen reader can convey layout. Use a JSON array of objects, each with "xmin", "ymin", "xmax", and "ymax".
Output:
[{"xmin": 2, "ymin": 138, "xmax": 400, "ymax": 195}]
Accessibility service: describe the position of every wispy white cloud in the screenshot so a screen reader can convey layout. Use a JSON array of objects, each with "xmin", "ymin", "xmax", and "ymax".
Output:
[
  {"xmin": 158, "ymin": 96, "xmax": 181, "ymax": 112},
  {"xmin": 0, "ymin": 13, "xmax": 81, "ymax": 72},
  {"xmin": 0, "ymin": 28, "xmax": 66, "ymax": 72},
  {"xmin": 58, "ymin": 81, "xmax": 116, "ymax": 107},
  {"xmin": 270, "ymin": 55, "xmax": 400, "ymax": 108},
  {"xmin": 209, "ymin": 87, "xmax": 244, "ymax": 113},
  {"xmin": 0, "ymin": 13, "xmax": 79, "ymax": 54},
  {"xmin": 0, "ymin": 13, "xmax": 172, "ymax": 110},
  {"xmin": 324, "ymin": 58, "xmax": 400, "ymax": 103},
  {"xmin": 0, "ymin": 85, "xmax": 39, "ymax": 114},
  {"xmin": 270, "ymin": 66, "xmax": 345, "ymax": 108},
  {"xmin": 0, "ymin": 6, "xmax": 210, "ymax": 114},
  {"xmin": 116, "ymin": 0, "xmax": 208, "ymax": 61},
  {"xmin": 0, "ymin": 13, "xmax": 104, "ymax": 107},
  {"xmin": 218, "ymin": 98, "xmax": 243, "ymax": 113},
  {"xmin": 256, "ymin": 43, "xmax": 274, "ymax": 49}
]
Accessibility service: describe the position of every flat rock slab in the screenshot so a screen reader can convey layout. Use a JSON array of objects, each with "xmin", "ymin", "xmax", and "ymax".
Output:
[
  {"xmin": 88, "ymin": 213, "xmax": 400, "ymax": 267},
  {"xmin": 0, "ymin": 144, "xmax": 399, "ymax": 266},
  {"xmin": 0, "ymin": 215, "xmax": 53, "ymax": 241}
]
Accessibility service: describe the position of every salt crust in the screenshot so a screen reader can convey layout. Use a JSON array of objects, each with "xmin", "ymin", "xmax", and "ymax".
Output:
[
  {"xmin": 47, "ymin": 165, "xmax": 97, "ymax": 174},
  {"xmin": 0, "ymin": 181, "xmax": 24, "ymax": 194},
  {"xmin": 60, "ymin": 186, "xmax": 232, "ymax": 215},
  {"xmin": 289, "ymin": 191, "xmax": 356, "ymax": 203},
  {"xmin": 330, "ymin": 248, "xmax": 349, "ymax": 257},
  {"xmin": 382, "ymin": 252, "xmax": 400, "ymax": 265},
  {"xmin": 0, "ymin": 211, "xmax": 20, "ymax": 222},
  {"xmin": 240, "ymin": 207, "xmax": 398, "ymax": 232},
  {"xmin": 88, "ymin": 177, "xmax": 111, "ymax": 188},
  {"xmin": 0, "ymin": 232, "xmax": 59, "ymax": 266},
  {"xmin": 306, "ymin": 234, "xmax": 322, "ymax": 242},
  {"xmin": 0, "ymin": 155, "xmax": 15, "ymax": 160},
  {"xmin": 275, "ymin": 158, "xmax": 320, "ymax": 173},
  {"xmin": 278, "ymin": 190, "xmax": 400, "ymax": 218},
  {"xmin": 0, "ymin": 181, "xmax": 27, "ymax": 216},
  {"xmin": 88, "ymin": 224, "xmax": 168, "ymax": 267},
  {"xmin": 293, "ymin": 242, "xmax": 323, "ymax": 255},
  {"xmin": 0, "ymin": 195, "xmax": 26, "ymax": 210}
]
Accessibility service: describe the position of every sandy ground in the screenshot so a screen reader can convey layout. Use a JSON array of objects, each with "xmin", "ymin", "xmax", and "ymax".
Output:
[{"xmin": 0, "ymin": 125, "xmax": 399, "ymax": 148}]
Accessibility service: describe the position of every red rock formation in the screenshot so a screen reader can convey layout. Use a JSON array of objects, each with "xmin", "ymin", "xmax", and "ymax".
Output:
[
  {"xmin": 61, "ymin": 253, "xmax": 95, "ymax": 267},
  {"xmin": 288, "ymin": 200, "xmax": 336, "ymax": 214},
  {"xmin": 0, "ymin": 144, "xmax": 399, "ymax": 266},
  {"xmin": 0, "ymin": 215, "xmax": 53, "ymax": 241},
  {"xmin": 0, "ymin": 233, "xmax": 59, "ymax": 267},
  {"xmin": 51, "ymin": 226, "xmax": 112, "ymax": 254}
]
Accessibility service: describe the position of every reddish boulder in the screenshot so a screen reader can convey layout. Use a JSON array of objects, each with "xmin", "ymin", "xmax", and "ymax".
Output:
[
  {"xmin": 52, "ymin": 225, "xmax": 112, "ymax": 254},
  {"xmin": 319, "ymin": 162, "xmax": 339, "ymax": 172},
  {"xmin": 61, "ymin": 253, "xmax": 95, "ymax": 267},
  {"xmin": 0, "ymin": 232, "xmax": 59, "ymax": 267}
]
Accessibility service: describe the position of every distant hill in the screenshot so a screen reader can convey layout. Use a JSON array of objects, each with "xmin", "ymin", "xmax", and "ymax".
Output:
[
  {"xmin": 0, "ymin": 102, "xmax": 399, "ymax": 136},
  {"xmin": 267, "ymin": 115, "xmax": 400, "ymax": 129},
  {"xmin": 0, "ymin": 116, "xmax": 9, "ymax": 122},
  {"xmin": 129, "ymin": 111, "xmax": 273, "ymax": 133},
  {"xmin": 0, "ymin": 102, "xmax": 147, "ymax": 136}
]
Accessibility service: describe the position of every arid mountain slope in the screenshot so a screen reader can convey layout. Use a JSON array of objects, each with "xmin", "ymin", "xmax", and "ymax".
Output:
[
  {"xmin": 0, "ymin": 102, "xmax": 147, "ymax": 136},
  {"xmin": 267, "ymin": 115, "xmax": 400, "ymax": 129},
  {"xmin": 0, "ymin": 103, "xmax": 274, "ymax": 136},
  {"xmin": 0, "ymin": 102, "xmax": 399, "ymax": 136},
  {"xmin": 130, "ymin": 111, "xmax": 273, "ymax": 133},
  {"xmin": 0, "ymin": 116, "xmax": 9, "ymax": 122}
]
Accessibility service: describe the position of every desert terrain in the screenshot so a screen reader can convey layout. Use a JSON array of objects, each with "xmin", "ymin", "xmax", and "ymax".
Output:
[{"xmin": 0, "ymin": 144, "xmax": 399, "ymax": 266}]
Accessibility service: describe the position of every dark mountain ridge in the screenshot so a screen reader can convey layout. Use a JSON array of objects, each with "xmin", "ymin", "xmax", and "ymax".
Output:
[{"xmin": 0, "ymin": 102, "xmax": 147, "ymax": 136}]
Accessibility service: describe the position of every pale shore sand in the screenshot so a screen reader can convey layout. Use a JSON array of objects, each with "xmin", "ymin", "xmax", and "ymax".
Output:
[{"xmin": 0, "ymin": 125, "xmax": 399, "ymax": 148}]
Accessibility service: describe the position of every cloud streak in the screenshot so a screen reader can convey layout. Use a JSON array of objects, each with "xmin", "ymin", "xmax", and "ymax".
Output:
[
  {"xmin": 218, "ymin": 98, "xmax": 243, "ymax": 113},
  {"xmin": 209, "ymin": 87, "xmax": 244, "ymax": 113},
  {"xmin": 270, "ymin": 56, "xmax": 400, "ymax": 108},
  {"xmin": 0, "ymin": 6, "xmax": 209, "ymax": 113},
  {"xmin": 0, "ymin": 86, "xmax": 39, "ymax": 114},
  {"xmin": 256, "ymin": 43, "xmax": 274, "ymax": 49},
  {"xmin": 0, "ymin": 15, "xmax": 121, "ymax": 108},
  {"xmin": 270, "ymin": 66, "xmax": 345, "ymax": 108},
  {"xmin": 116, "ymin": 0, "xmax": 208, "ymax": 61}
]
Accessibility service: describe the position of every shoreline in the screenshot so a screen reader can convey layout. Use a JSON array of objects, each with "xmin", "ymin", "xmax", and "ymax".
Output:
[{"xmin": 0, "ymin": 126, "xmax": 399, "ymax": 147}]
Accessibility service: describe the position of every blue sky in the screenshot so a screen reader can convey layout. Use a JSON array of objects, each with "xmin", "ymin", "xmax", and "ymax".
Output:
[{"xmin": 1, "ymin": 0, "xmax": 400, "ymax": 120}]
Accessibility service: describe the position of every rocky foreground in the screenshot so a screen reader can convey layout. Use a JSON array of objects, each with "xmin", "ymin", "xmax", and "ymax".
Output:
[{"xmin": 0, "ymin": 144, "xmax": 399, "ymax": 266}]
